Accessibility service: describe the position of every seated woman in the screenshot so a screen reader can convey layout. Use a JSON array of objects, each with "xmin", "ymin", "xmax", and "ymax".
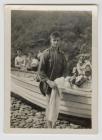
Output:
[
  {"xmin": 15, "ymin": 48, "xmax": 26, "ymax": 70},
  {"xmin": 31, "ymin": 55, "xmax": 39, "ymax": 71},
  {"xmin": 26, "ymin": 52, "xmax": 33, "ymax": 71}
]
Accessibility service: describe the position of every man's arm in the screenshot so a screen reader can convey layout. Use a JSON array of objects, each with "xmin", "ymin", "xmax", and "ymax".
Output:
[
  {"xmin": 38, "ymin": 51, "xmax": 57, "ymax": 89},
  {"xmin": 38, "ymin": 51, "xmax": 49, "ymax": 81},
  {"xmin": 62, "ymin": 54, "xmax": 67, "ymax": 77}
]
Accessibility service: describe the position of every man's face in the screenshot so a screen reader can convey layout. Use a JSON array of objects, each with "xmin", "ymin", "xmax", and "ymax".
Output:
[{"xmin": 50, "ymin": 37, "xmax": 61, "ymax": 48}]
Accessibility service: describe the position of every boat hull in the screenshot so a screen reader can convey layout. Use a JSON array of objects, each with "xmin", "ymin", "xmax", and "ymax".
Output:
[{"xmin": 11, "ymin": 71, "xmax": 92, "ymax": 118}]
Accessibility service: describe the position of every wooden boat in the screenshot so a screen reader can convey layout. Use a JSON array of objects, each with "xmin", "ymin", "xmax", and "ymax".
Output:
[{"xmin": 11, "ymin": 70, "xmax": 92, "ymax": 119}]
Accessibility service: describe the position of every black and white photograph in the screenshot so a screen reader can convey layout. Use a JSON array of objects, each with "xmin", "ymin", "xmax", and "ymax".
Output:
[{"xmin": 4, "ymin": 5, "xmax": 98, "ymax": 133}]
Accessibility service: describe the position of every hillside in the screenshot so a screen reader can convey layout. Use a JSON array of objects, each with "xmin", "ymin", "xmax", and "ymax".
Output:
[{"xmin": 11, "ymin": 10, "xmax": 92, "ymax": 75}]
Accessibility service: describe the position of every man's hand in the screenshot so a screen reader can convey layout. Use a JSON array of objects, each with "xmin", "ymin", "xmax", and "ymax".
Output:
[{"xmin": 47, "ymin": 80, "xmax": 57, "ymax": 89}]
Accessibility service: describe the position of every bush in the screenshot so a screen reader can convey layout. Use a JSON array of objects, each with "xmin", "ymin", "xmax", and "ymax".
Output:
[{"xmin": 11, "ymin": 11, "xmax": 92, "ymax": 75}]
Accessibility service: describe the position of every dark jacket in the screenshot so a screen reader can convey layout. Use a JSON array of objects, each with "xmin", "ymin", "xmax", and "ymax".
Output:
[{"xmin": 38, "ymin": 47, "xmax": 67, "ymax": 95}]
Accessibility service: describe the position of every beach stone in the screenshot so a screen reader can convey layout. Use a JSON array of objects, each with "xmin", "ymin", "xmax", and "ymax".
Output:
[
  {"xmin": 20, "ymin": 115, "xmax": 28, "ymax": 119},
  {"xmin": 18, "ymin": 121, "xmax": 26, "ymax": 128},
  {"xmin": 66, "ymin": 125, "xmax": 71, "ymax": 129},
  {"xmin": 13, "ymin": 122, "xmax": 19, "ymax": 126},
  {"xmin": 32, "ymin": 123, "xmax": 37, "ymax": 127},
  {"xmin": 21, "ymin": 110, "xmax": 30, "ymax": 115},
  {"xmin": 41, "ymin": 111, "xmax": 45, "ymax": 116},
  {"xmin": 56, "ymin": 126, "xmax": 61, "ymax": 128},
  {"xmin": 10, "ymin": 95, "xmax": 88, "ymax": 129},
  {"xmin": 56, "ymin": 121, "xmax": 60, "ymax": 125},
  {"xmin": 33, "ymin": 117, "xmax": 39, "ymax": 122},
  {"xmin": 61, "ymin": 124, "xmax": 67, "ymax": 128},
  {"xmin": 43, "ymin": 124, "xmax": 47, "ymax": 128},
  {"xmin": 26, "ymin": 106, "xmax": 32, "ymax": 111},
  {"xmin": 37, "ymin": 120, "xmax": 45, "ymax": 125},
  {"xmin": 32, "ymin": 109, "xmax": 37, "ymax": 113},
  {"xmin": 35, "ymin": 112, "xmax": 43, "ymax": 118},
  {"xmin": 28, "ymin": 112, "xmax": 33, "ymax": 116},
  {"xmin": 17, "ymin": 100, "xmax": 22, "ymax": 104},
  {"xmin": 14, "ymin": 111, "xmax": 20, "ymax": 117},
  {"xmin": 35, "ymin": 112, "xmax": 41, "ymax": 116},
  {"xmin": 33, "ymin": 122, "xmax": 42, "ymax": 128},
  {"xmin": 70, "ymin": 123, "xmax": 81, "ymax": 129},
  {"xmin": 26, "ymin": 118, "xmax": 33, "ymax": 123}
]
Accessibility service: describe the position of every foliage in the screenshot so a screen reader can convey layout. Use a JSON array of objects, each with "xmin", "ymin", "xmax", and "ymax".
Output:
[{"xmin": 11, "ymin": 10, "xmax": 92, "ymax": 75}]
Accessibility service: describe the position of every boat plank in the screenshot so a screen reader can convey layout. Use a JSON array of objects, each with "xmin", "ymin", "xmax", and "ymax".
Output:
[
  {"xmin": 11, "ymin": 75, "xmax": 91, "ymax": 97},
  {"xmin": 12, "ymin": 79, "xmax": 91, "ymax": 105},
  {"xmin": 11, "ymin": 82, "xmax": 91, "ymax": 118},
  {"xmin": 12, "ymin": 80, "xmax": 91, "ymax": 110}
]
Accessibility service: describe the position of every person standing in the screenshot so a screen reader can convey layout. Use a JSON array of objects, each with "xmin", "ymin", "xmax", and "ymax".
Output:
[{"xmin": 38, "ymin": 31, "xmax": 67, "ymax": 128}]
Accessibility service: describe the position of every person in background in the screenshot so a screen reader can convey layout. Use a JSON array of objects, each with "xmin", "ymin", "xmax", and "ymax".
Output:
[
  {"xmin": 15, "ymin": 48, "xmax": 26, "ymax": 70},
  {"xmin": 69, "ymin": 56, "xmax": 92, "ymax": 87},
  {"xmin": 69, "ymin": 67, "xmax": 78, "ymax": 87},
  {"xmin": 31, "ymin": 55, "xmax": 39, "ymax": 71},
  {"xmin": 38, "ymin": 31, "xmax": 67, "ymax": 128},
  {"xmin": 26, "ymin": 52, "xmax": 33, "ymax": 71},
  {"xmin": 84, "ymin": 57, "xmax": 92, "ymax": 80},
  {"xmin": 76, "ymin": 56, "xmax": 85, "ymax": 75}
]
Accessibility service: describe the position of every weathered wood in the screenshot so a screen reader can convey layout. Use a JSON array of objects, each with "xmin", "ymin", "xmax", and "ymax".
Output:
[
  {"xmin": 11, "ymin": 82, "xmax": 91, "ymax": 118},
  {"xmin": 11, "ymin": 75, "xmax": 92, "ymax": 105},
  {"xmin": 11, "ymin": 70, "xmax": 92, "ymax": 118}
]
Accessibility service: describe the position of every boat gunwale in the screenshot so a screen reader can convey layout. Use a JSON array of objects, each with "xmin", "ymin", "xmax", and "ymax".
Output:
[
  {"xmin": 11, "ymin": 82, "xmax": 91, "ymax": 110},
  {"xmin": 11, "ymin": 74, "xmax": 92, "ymax": 98},
  {"xmin": 12, "ymin": 80, "xmax": 91, "ymax": 106}
]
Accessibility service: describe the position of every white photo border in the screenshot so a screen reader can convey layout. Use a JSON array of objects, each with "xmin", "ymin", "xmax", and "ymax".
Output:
[{"xmin": 4, "ymin": 5, "xmax": 98, "ymax": 134}]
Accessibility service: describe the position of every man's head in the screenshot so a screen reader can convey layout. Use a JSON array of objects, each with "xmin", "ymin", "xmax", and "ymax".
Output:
[
  {"xmin": 17, "ymin": 48, "xmax": 22, "ymax": 56},
  {"xmin": 50, "ymin": 31, "xmax": 61, "ymax": 48}
]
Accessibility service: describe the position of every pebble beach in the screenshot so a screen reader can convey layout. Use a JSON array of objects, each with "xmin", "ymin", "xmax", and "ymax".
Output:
[{"xmin": 10, "ymin": 93, "xmax": 91, "ymax": 129}]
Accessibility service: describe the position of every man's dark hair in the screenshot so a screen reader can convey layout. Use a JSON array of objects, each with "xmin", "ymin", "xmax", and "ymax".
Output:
[{"xmin": 50, "ymin": 31, "xmax": 61, "ymax": 39}]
